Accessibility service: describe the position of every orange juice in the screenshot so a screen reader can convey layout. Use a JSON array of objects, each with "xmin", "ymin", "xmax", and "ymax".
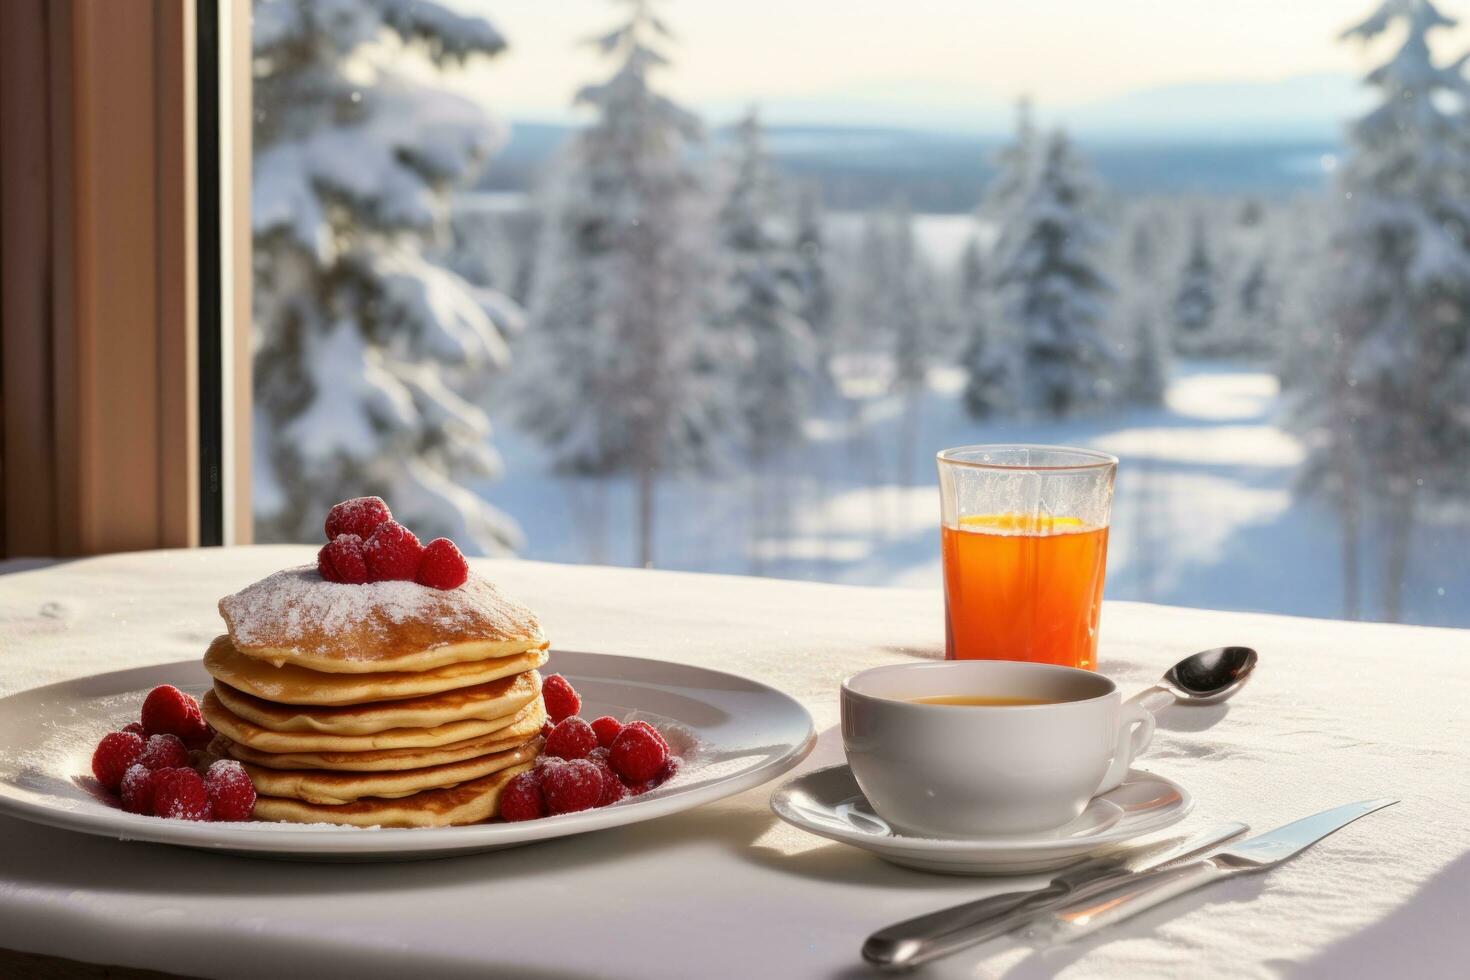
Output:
[{"xmin": 941, "ymin": 513, "xmax": 1109, "ymax": 670}]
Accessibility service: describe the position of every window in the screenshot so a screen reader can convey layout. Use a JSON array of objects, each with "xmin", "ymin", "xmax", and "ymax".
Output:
[{"xmin": 248, "ymin": 0, "xmax": 1470, "ymax": 628}]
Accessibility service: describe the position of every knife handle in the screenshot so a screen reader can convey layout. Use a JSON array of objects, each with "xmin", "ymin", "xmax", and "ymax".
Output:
[{"xmin": 1027, "ymin": 859, "xmax": 1227, "ymax": 943}]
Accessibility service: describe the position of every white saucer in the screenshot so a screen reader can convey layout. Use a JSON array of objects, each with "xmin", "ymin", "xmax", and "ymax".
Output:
[{"xmin": 769, "ymin": 763, "xmax": 1191, "ymax": 875}]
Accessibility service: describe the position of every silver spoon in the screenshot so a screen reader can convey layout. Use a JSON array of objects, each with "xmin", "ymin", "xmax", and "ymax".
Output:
[{"xmin": 1131, "ymin": 646, "xmax": 1259, "ymax": 714}]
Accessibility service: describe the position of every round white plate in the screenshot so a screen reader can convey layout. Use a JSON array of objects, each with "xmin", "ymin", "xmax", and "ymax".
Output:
[
  {"xmin": 0, "ymin": 651, "xmax": 815, "ymax": 861},
  {"xmin": 770, "ymin": 763, "xmax": 1192, "ymax": 875}
]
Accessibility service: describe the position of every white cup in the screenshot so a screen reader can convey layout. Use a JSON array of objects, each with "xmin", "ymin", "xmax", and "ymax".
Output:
[{"xmin": 840, "ymin": 660, "xmax": 1155, "ymax": 838}]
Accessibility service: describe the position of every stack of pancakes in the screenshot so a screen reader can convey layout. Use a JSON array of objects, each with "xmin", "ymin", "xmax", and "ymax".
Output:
[{"xmin": 202, "ymin": 566, "xmax": 549, "ymax": 827}]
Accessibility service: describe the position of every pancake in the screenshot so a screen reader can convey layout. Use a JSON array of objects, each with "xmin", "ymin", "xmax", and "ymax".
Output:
[
  {"xmin": 219, "ymin": 567, "xmax": 546, "ymax": 673},
  {"xmin": 251, "ymin": 763, "xmax": 533, "ymax": 828},
  {"xmin": 203, "ymin": 634, "xmax": 548, "ymax": 706},
  {"xmin": 243, "ymin": 738, "xmax": 541, "ymax": 805},
  {"xmin": 211, "ymin": 669, "xmax": 541, "ymax": 736},
  {"xmin": 202, "ymin": 689, "xmax": 542, "ymax": 753},
  {"xmin": 213, "ymin": 702, "xmax": 546, "ymax": 771}
]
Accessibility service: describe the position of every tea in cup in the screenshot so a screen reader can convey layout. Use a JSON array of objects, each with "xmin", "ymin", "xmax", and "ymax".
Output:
[{"xmin": 840, "ymin": 660, "xmax": 1154, "ymax": 837}]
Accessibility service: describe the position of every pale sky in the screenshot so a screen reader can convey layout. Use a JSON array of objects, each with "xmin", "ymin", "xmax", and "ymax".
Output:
[{"xmin": 446, "ymin": 0, "xmax": 1470, "ymax": 123}]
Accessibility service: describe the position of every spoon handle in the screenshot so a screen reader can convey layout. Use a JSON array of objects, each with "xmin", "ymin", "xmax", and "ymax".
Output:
[{"xmin": 1129, "ymin": 686, "xmax": 1176, "ymax": 714}]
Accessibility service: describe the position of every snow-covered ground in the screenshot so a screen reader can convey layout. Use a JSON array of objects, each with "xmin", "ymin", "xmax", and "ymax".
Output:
[{"xmin": 479, "ymin": 361, "xmax": 1469, "ymax": 628}]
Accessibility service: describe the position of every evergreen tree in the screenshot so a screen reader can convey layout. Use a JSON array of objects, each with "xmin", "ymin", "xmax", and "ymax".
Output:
[
  {"xmin": 792, "ymin": 181, "xmax": 836, "ymax": 384},
  {"xmin": 1172, "ymin": 217, "xmax": 1217, "ymax": 353},
  {"xmin": 991, "ymin": 130, "xmax": 1113, "ymax": 416},
  {"xmin": 716, "ymin": 109, "xmax": 816, "ymax": 465},
  {"xmin": 1294, "ymin": 0, "xmax": 1470, "ymax": 621},
  {"xmin": 961, "ymin": 99, "xmax": 1036, "ymax": 418},
  {"xmin": 251, "ymin": 0, "xmax": 522, "ymax": 552},
  {"xmin": 1122, "ymin": 215, "xmax": 1169, "ymax": 404},
  {"xmin": 519, "ymin": 0, "xmax": 725, "ymax": 567}
]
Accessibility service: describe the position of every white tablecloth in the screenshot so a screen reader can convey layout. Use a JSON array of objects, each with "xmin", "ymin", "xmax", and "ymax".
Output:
[{"xmin": 0, "ymin": 546, "xmax": 1464, "ymax": 979}]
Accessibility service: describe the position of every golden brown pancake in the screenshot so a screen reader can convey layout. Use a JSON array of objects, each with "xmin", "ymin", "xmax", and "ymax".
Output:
[
  {"xmin": 203, "ymin": 634, "xmax": 548, "ymax": 706},
  {"xmin": 219, "ymin": 567, "xmax": 546, "ymax": 673},
  {"xmin": 203, "ymin": 689, "xmax": 541, "ymax": 753},
  {"xmin": 213, "ymin": 702, "xmax": 546, "ymax": 771},
  {"xmin": 243, "ymin": 738, "xmax": 541, "ymax": 805},
  {"xmin": 251, "ymin": 763, "xmax": 533, "ymax": 827},
  {"xmin": 211, "ymin": 670, "xmax": 540, "ymax": 736}
]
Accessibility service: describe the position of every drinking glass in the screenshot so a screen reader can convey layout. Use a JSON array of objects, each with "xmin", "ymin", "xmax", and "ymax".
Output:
[{"xmin": 937, "ymin": 445, "xmax": 1117, "ymax": 670}]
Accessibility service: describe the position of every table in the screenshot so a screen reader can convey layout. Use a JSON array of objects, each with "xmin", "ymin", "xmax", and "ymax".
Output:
[{"xmin": 0, "ymin": 546, "xmax": 1464, "ymax": 979}]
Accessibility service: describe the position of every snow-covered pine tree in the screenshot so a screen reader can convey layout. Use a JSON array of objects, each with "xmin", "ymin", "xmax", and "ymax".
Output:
[
  {"xmin": 1294, "ymin": 0, "xmax": 1470, "ymax": 621},
  {"xmin": 518, "ymin": 0, "xmax": 725, "ymax": 568},
  {"xmin": 1121, "ymin": 214, "xmax": 1169, "ymax": 404},
  {"xmin": 1172, "ymin": 217, "xmax": 1217, "ymax": 354},
  {"xmin": 960, "ymin": 99, "xmax": 1036, "ymax": 418},
  {"xmin": 991, "ymin": 129, "xmax": 1114, "ymax": 416},
  {"xmin": 883, "ymin": 200, "xmax": 942, "ymax": 483},
  {"xmin": 251, "ymin": 0, "xmax": 523, "ymax": 552},
  {"xmin": 718, "ymin": 109, "xmax": 816, "ymax": 464},
  {"xmin": 715, "ymin": 109, "xmax": 816, "ymax": 564},
  {"xmin": 793, "ymin": 181, "xmax": 836, "ymax": 385}
]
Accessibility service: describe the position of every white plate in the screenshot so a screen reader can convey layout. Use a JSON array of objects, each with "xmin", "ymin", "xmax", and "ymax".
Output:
[
  {"xmin": 770, "ymin": 763, "xmax": 1191, "ymax": 875},
  {"xmin": 0, "ymin": 651, "xmax": 815, "ymax": 861}
]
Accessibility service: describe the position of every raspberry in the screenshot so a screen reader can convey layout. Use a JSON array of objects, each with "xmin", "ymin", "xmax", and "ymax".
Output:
[
  {"xmin": 625, "ymin": 720, "xmax": 670, "ymax": 752},
  {"xmin": 136, "ymin": 733, "xmax": 189, "ymax": 771},
  {"xmin": 121, "ymin": 722, "xmax": 146, "ymax": 736},
  {"xmin": 363, "ymin": 520, "xmax": 423, "ymax": 582},
  {"xmin": 120, "ymin": 764, "xmax": 160, "ymax": 814},
  {"xmin": 91, "ymin": 731, "xmax": 145, "ymax": 791},
  {"xmin": 205, "ymin": 760, "xmax": 256, "ymax": 821},
  {"xmin": 609, "ymin": 723, "xmax": 669, "ymax": 784},
  {"xmin": 416, "ymin": 537, "xmax": 469, "ymax": 590},
  {"xmin": 324, "ymin": 496, "xmax": 392, "ymax": 540},
  {"xmin": 587, "ymin": 749, "xmax": 626, "ymax": 807},
  {"xmin": 590, "ymin": 716, "xmax": 623, "ymax": 748},
  {"xmin": 541, "ymin": 674, "xmax": 581, "ymax": 723},
  {"xmin": 657, "ymin": 755, "xmax": 683, "ymax": 785},
  {"xmin": 544, "ymin": 717, "xmax": 597, "ymax": 760},
  {"xmin": 153, "ymin": 767, "xmax": 213, "ymax": 821},
  {"xmin": 499, "ymin": 769, "xmax": 546, "ymax": 822},
  {"xmin": 317, "ymin": 533, "xmax": 368, "ymax": 584},
  {"xmin": 539, "ymin": 719, "xmax": 555, "ymax": 740},
  {"xmin": 540, "ymin": 758, "xmax": 603, "ymax": 815},
  {"xmin": 140, "ymin": 685, "xmax": 210, "ymax": 744}
]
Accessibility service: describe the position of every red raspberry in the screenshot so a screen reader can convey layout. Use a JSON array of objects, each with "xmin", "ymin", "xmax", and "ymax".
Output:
[
  {"xmin": 499, "ymin": 769, "xmax": 546, "ymax": 822},
  {"xmin": 140, "ymin": 685, "xmax": 210, "ymax": 744},
  {"xmin": 625, "ymin": 720, "xmax": 670, "ymax": 752},
  {"xmin": 541, "ymin": 674, "xmax": 581, "ymax": 723},
  {"xmin": 609, "ymin": 723, "xmax": 669, "ymax": 784},
  {"xmin": 153, "ymin": 767, "xmax": 213, "ymax": 821},
  {"xmin": 363, "ymin": 520, "xmax": 423, "ymax": 582},
  {"xmin": 317, "ymin": 533, "xmax": 368, "ymax": 584},
  {"xmin": 121, "ymin": 722, "xmax": 146, "ymax": 736},
  {"xmin": 136, "ymin": 733, "xmax": 189, "ymax": 771},
  {"xmin": 120, "ymin": 764, "xmax": 160, "ymax": 814},
  {"xmin": 416, "ymin": 537, "xmax": 469, "ymax": 590},
  {"xmin": 205, "ymin": 760, "xmax": 256, "ymax": 821},
  {"xmin": 540, "ymin": 758, "xmax": 603, "ymax": 815},
  {"xmin": 324, "ymin": 496, "xmax": 392, "ymax": 540},
  {"xmin": 544, "ymin": 717, "xmax": 597, "ymax": 760},
  {"xmin": 590, "ymin": 716, "xmax": 623, "ymax": 748},
  {"xmin": 656, "ymin": 755, "xmax": 683, "ymax": 786},
  {"xmin": 625, "ymin": 778, "xmax": 655, "ymax": 797},
  {"xmin": 91, "ymin": 731, "xmax": 145, "ymax": 791},
  {"xmin": 587, "ymin": 749, "xmax": 626, "ymax": 807}
]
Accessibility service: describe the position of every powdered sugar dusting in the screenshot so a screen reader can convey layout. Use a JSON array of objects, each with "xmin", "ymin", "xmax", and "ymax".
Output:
[{"xmin": 218, "ymin": 566, "xmax": 542, "ymax": 658}]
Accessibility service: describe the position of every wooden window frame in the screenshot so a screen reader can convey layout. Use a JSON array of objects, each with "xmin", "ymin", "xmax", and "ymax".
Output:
[{"xmin": 0, "ymin": 0, "xmax": 252, "ymax": 557}]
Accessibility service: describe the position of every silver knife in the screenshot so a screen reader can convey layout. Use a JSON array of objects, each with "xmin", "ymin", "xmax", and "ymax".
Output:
[
  {"xmin": 1027, "ymin": 798, "xmax": 1399, "ymax": 944},
  {"xmin": 862, "ymin": 822, "xmax": 1248, "ymax": 970}
]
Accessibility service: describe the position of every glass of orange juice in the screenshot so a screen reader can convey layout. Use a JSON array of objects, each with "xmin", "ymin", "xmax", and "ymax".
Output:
[{"xmin": 937, "ymin": 445, "xmax": 1117, "ymax": 670}]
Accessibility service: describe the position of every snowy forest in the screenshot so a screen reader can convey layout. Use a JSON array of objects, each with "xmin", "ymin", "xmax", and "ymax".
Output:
[{"xmin": 249, "ymin": 0, "xmax": 1470, "ymax": 629}]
